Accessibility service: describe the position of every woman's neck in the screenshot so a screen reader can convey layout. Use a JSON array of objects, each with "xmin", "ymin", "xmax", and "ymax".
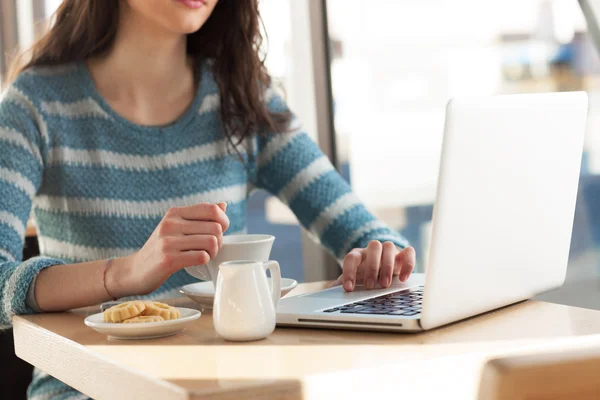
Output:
[{"xmin": 86, "ymin": 3, "xmax": 197, "ymax": 125}]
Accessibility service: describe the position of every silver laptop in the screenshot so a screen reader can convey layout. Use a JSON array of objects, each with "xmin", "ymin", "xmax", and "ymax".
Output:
[{"xmin": 276, "ymin": 92, "xmax": 588, "ymax": 332}]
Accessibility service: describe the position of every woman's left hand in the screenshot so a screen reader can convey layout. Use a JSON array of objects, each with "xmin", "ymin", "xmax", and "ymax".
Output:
[{"xmin": 330, "ymin": 241, "xmax": 416, "ymax": 292}]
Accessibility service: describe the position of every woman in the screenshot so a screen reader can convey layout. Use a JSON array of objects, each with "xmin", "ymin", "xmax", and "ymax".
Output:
[{"xmin": 0, "ymin": 0, "xmax": 415, "ymax": 398}]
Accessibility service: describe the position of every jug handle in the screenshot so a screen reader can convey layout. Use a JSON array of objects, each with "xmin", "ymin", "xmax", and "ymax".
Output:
[{"xmin": 263, "ymin": 261, "xmax": 281, "ymax": 308}]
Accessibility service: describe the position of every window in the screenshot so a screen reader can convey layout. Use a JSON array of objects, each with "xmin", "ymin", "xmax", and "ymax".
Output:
[{"xmin": 327, "ymin": 0, "xmax": 600, "ymax": 308}]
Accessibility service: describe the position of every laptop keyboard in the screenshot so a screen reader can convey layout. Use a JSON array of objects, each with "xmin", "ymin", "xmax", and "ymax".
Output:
[{"xmin": 322, "ymin": 286, "xmax": 424, "ymax": 316}]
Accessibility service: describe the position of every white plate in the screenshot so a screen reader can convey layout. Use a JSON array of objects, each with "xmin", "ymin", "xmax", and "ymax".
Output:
[
  {"xmin": 84, "ymin": 307, "xmax": 201, "ymax": 340},
  {"xmin": 180, "ymin": 278, "xmax": 298, "ymax": 309}
]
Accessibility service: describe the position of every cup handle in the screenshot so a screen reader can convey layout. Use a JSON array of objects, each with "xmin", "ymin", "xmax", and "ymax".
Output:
[{"xmin": 263, "ymin": 261, "xmax": 281, "ymax": 309}]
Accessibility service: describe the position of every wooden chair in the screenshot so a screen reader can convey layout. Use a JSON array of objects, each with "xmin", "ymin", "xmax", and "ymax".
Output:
[{"xmin": 478, "ymin": 346, "xmax": 600, "ymax": 400}]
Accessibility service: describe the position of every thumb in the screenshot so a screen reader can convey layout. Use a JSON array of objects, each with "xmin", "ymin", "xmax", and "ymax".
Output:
[{"xmin": 217, "ymin": 202, "xmax": 227, "ymax": 212}]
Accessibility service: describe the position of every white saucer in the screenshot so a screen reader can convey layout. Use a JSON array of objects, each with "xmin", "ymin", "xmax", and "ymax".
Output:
[
  {"xmin": 84, "ymin": 307, "xmax": 201, "ymax": 340},
  {"xmin": 180, "ymin": 278, "xmax": 298, "ymax": 309}
]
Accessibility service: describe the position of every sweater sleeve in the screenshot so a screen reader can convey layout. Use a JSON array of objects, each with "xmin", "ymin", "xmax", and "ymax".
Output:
[
  {"xmin": 254, "ymin": 89, "xmax": 409, "ymax": 263},
  {"xmin": 0, "ymin": 81, "xmax": 65, "ymax": 328}
]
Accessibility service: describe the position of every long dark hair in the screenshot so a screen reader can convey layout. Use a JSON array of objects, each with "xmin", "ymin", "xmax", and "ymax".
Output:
[{"xmin": 8, "ymin": 0, "xmax": 291, "ymax": 147}]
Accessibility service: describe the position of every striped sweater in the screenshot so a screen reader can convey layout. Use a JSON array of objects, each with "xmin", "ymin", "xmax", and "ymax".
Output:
[{"xmin": 0, "ymin": 61, "xmax": 407, "ymax": 397}]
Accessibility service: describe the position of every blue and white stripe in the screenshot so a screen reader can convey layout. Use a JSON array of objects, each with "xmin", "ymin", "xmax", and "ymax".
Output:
[
  {"xmin": 0, "ymin": 167, "xmax": 36, "ymax": 197},
  {"xmin": 1, "ymin": 86, "xmax": 49, "ymax": 145},
  {"xmin": 47, "ymin": 139, "xmax": 228, "ymax": 170},
  {"xmin": 2, "ymin": 258, "xmax": 36, "ymax": 322},
  {"xmin": 257, "ymin": 119, "xmax": 303, "ymax": 168},
  {"xmin": 278, "ymin": 156, "xmax": 334, "ymax": 204},
  {"xmin": 41, "ymin": 98, "xmax": 111, "ymax": 119},
  {"xmin": 199, "ymin": 93, "xmax": 220, "ymax": 114},
  {"xmin": 34, "ymin": 183, "xmax": 247, "ymax": 217},
  {"xmin": 0, "ymin": 247, "xmax": 15, "ymax": 262},
  {"xmin": 0, "ymin": 126, "xmax": 43, "ymax": 164},
  {"xmin": 341, "ymin": 220, "xmax": 389, "ymax": 254},
  {"xmin": 310, "ymin": 192, "xmax": 362, "ymax": 237},
  {"xmin": 38, "ymin": 236, "xmax": 137, "ymax": 262},
  {"xmin": 0, "ymin": 210, "xmax": 26, "ymax": 238}
]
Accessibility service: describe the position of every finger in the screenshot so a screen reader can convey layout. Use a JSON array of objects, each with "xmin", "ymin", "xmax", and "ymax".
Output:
[
  {"xmin": 395, "ymin": 246, "xmax": 416, "ymax": 282},
  {"xmin": 163, "ymin": 220, "xmax": 224, "ymax": 236},
  {"xmin": 378, "ymin": 242, "xmax": 396, "ymax": 288},
  {"xmin": 342, "ymin": 249, "xmax": 363, "ymax": 291},
  {"xmin": 168, "ymin": 234, "xmax": 220, "ymax": 259},
  {"xmin": 160, "ymin": 220, "xmax": 224, "ymax": 248},
  {"xmin": 183, "ymin": 221, "xmax": 224, "ymax": 248},
  {"xmin": 169, "ymin": 250, "xmax": 211, "ymax": 272},
  {"xmin": 363, "ymin": 240, "xmax": 383, "ymax": 289},
  {"xmin": 217, "ymin": 202, "xmax": 227, "ymax": 212},
  {"xmin": 168, "ymin": 203, "xmax": 230, "ymax": 232}
]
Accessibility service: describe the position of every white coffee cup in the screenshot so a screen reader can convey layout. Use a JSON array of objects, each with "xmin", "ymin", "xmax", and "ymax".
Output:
[
  {"xmin": 213, "ymin": 260, "xmax": 281, "ymax": 341},
  {"xmin": 184, "ymin": 234, "xmax": 275, "ymax": 286}
]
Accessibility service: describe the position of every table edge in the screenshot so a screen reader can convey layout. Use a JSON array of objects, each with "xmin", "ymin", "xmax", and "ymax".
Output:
[{"xmin": 13, "ymin": 316, "xmax": 303, "ymax": 400}]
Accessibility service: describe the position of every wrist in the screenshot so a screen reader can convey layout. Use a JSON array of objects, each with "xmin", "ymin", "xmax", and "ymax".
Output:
[{"xmin": 104, "ymin": 254, "xmax": 138, "ymax": 298}]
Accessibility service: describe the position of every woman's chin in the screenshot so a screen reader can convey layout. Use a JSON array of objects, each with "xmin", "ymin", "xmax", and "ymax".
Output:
[
  {"xmin": 174, "ymin": 24, "xmax": 205, "ymax": 34},
  {"xmin": 167, "ymin": 16, "xmax": 210, "ymax": 34}
]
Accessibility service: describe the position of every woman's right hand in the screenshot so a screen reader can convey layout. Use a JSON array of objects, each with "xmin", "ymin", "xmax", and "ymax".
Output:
[{"xmin": 106, "ymin": 202, "xmax": 229, "ymax": 297}]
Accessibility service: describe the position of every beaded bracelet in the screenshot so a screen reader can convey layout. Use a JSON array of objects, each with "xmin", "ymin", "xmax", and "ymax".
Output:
[{"xmin": 103, "ymin": 257, "xmax": 118, "ymax": 301}]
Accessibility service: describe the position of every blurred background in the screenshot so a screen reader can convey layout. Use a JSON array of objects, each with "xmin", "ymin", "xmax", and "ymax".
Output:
[
  {"xmin": 2, "ymin": 0, "xmax": 600, "ymax": 309},
  {"xmin": 262, "ymin": 0, "xmax": 600, "ymax": 311}
]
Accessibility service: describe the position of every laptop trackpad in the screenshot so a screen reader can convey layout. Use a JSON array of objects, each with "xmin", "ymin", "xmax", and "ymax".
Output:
[
  {"xmin": 303, "ymin": 285, "xmax": 351, "ymax": 299},
  {"xmin": 302, "ymin": 283, "xmax": 413, "ymax": 301},
  {"xmin": 301, "ymin": 275, "xmax": 425, "ymax": 300}
]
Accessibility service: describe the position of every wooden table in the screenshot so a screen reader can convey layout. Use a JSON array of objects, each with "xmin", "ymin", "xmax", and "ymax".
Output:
[{"xmin": 12, "ymin": 278, "xmax": 600, "ymax": 400}]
